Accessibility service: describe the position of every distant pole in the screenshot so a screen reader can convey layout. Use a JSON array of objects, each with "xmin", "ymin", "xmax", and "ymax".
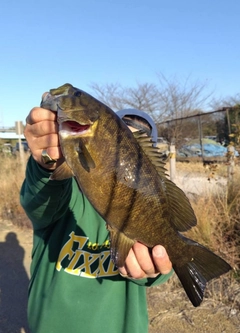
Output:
[
  {"xmin": 15, "ymin": 121, "xmax": 25, "ymax": 171},
  {"xmin": 169, "ymin": 144, "xmax": 176, "ymax": 181},
  {"xmin": 197, "ymin": 115, "xmax": 204, "ymax": 162},
  {"xmin": 227, "ymin": 144, "xmax": 235, "ymax": 183},
  {"xmin": 226, "ymin": 108, "xmax": 231, "ymax": 135}
]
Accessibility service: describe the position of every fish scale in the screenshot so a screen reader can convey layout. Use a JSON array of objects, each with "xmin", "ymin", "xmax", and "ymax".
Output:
[{"xmin": 41, "ymin": 83, "xmax": 232, "ymax": 307}]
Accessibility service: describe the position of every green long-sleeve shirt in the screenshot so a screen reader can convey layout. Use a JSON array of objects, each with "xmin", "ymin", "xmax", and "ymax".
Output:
[{"xmin": 20, "ymin": 156, "xmax": 172, "ymax": 333}]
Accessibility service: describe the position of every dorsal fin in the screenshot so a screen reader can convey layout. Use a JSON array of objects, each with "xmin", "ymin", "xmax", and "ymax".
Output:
[
  {"xmin": 133, "ymin": 131, "xmax": 168, "ymax": 178},
  {"xmin": 133, "ymin": 131, "xmax": 197, "ymax": 232}
]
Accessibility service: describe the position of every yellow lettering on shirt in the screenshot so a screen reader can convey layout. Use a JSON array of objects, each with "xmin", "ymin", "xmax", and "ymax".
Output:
[
  {"xmin": 56, "ymin": 232, "xmax": 118, "ymax": 278},
  {"xmin": 56, "ymin": 232, "xmax": 88, "ymax": 271}
]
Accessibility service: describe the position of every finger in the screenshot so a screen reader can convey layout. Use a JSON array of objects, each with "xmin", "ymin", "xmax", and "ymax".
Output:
[
  {"xmin": 45, "ymin": 146, "xmax": 63, "ymax": 161},
  {"xmin": 31, "ymin": 134, "xmax": 63, "ymax": 164},
  {"xmin": 124, "ymin": 248, "xmax": 146, "ymax": 279},
  {"xmin": 31, "ymin": 133, "xmax": 60, "ymax": 150},
  {"xmin": 132, "ymin": 242, "xmax": 157, "ymax": 276},
  {"xmin": 25, "ymin": 120, "xmax": 58, "ymax": 140},
  {"xmin": 26, "ymin": 107, "xmax": 57, "ymax": 125},
  {"xmin": 31, "ymin": 145, "xmax": 63, "ymax": 171},
  {"xmin": 24, "ymin": 107, "xmax": 63, "ymax": 170},
  {"xmin": 118, "ymin": 265, "xmax": 129, "ymax": 277},
  {"xmin": 152, "ymin": 245, "xmax": 172, "ymax": 275},
  {"xmin": 26, "ymin": 129, "xmax": 63, "ymax": 169}
]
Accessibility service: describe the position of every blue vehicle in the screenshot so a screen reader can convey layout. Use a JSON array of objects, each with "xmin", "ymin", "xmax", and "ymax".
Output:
[{"xmin": 13, "ymin": 141, "xmax": 29, "ymax": 153}]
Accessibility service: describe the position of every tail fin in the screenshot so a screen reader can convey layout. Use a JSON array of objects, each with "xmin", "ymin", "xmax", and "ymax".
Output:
[{"xmin": 173, "ymin": 239, "xmax": 232, "ymax": 307}]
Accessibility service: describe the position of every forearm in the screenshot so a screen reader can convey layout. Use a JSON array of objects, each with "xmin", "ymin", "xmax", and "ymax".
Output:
[{"xmin": 20, "ymin": 155, "xmax": 72, "ymax": 229}]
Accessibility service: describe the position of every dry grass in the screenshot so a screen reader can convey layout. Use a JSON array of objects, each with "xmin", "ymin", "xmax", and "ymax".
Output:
[
  {"xmin": 175, "ymin": 161, "xmax": 240, "ymax": 272},
  {"xmin": 174, "ymin": 159, "xmax": 230, "ymax": 178},
  {"xmin": 0, "ymin": 154, "xmax": 31, "ymax": 227},
  {"xmin": 1, "ymin": 154, "xmax": 239, "ymax": 300},
  {"xmin": 161, "ymin": 160, "xmax": 240, "ymax": 310},
  {"xmin": 147, "ymin": 162, "xmax": 240, "ymax": 333}
]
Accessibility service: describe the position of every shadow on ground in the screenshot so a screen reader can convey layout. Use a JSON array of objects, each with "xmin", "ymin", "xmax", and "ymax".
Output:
[{"xmin": 0, "ymin": 232, "xmax": 30, "ymax": 333}]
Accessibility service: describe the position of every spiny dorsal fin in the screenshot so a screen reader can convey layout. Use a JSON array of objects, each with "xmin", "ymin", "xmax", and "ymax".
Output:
[
  {"xmin": 133, "ymin": 131, "xmax": 168, "ymax": 178},
  {"xmin": 134, "ymin": 131, "xmax": 197, "ymax": 231}
]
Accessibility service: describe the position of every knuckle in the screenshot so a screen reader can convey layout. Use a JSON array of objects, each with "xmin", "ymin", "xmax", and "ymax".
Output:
[
  {"xmin": 130, "ymin": 268, "xmax": 146, "ymax": 279},
  {"xmin": 133, "ymin": 272, "xmax": 145, "ymax": 279}
]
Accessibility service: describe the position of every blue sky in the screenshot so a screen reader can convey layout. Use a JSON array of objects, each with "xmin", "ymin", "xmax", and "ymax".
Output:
[{"xmin": 0, "ymin": 0, "xmax": 239, "ymax": 127}]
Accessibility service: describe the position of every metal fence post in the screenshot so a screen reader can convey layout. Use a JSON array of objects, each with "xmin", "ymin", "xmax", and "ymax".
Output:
[
  {"xmin": 227, "ymin": 145, "xmax": 235, "ymax": 182},
  {"xmin": 169, "ymin": 144, "xmax": 176, "ymax": 181},
  {"xmin": 15, "ymin": 121, "xmax": 25, "ymax": 174}
]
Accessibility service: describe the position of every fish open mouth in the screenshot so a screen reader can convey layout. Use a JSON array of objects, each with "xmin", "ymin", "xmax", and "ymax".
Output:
[{"xmin": 61, "ymin": 121, "xmax": 91, "ymax": 135}]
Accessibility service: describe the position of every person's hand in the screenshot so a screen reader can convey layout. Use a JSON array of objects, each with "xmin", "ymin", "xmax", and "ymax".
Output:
[
  {"xmin": 118, "ymin": 243, "xmax": 172, "ymax": 279},
  {"xmin": 24, "ymin": 107, "xmax": 63, "ymax": 170}
]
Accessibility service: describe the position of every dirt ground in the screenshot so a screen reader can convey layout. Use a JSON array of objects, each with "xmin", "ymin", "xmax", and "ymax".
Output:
[
  {"xmin": 147, "ymin": 280, "xmax": 240, "ymax": 333},
  {"xmin": 0, "ymin": 219, "xmax": 239, "ymax": 333},
  {"xmin": 0, "ymin": 219, "xmax": 32, "ymax": 333}
]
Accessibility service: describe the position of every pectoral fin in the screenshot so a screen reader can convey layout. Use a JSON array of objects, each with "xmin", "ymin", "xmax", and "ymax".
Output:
[
  {"xmin": 78, "ymin": 141, "xmax": 96, "ymax": 172},
  {"xmin": 108, "ymin": 225, "xmax": 135, "ymax": 267},
  {"xmin": 50, "ymin": 162, "xmax": 74, "ymax": 180}
]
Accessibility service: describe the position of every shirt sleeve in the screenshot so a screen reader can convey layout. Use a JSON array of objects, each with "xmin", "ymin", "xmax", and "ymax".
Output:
[
  {"xmin": 125, "ymin": 269, "xmax": 174, "ymax": 287},
  {"xmin": 20, "ymin": 156, "xmax": 73, "ymax": 230}
]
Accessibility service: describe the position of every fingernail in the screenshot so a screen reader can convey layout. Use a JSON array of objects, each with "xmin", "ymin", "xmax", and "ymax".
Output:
[{"xmin": 153, "ymin": 245, "xmax": 165, "ymax": 258}]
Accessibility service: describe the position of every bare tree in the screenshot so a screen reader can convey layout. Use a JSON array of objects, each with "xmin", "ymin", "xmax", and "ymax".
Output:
[
  {"xmin": 90, "ymin": 82, "xmax": 160, "ymax": 120},
  {"xmin": 210, "ymin": 93, "xmax": 240, "ymax": 109},
  {"xmin": 89, "ymin": 83, "xmax": 124, "ymax": 110},
  {"xmin": 90, "ymin": 74, "xmax": 212, "ymax": 144},
  {"xmin": 156, "ymin": 73, "xmax": 212, "ymax": 122},
  {"xmin": 90, "ymin": 74, "xmax": 212, "ymax": 123}
]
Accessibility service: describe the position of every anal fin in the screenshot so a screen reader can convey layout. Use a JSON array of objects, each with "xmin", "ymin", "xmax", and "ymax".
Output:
[{"xmin": 108, "ymin": 225, "xmax": 135, "ymax": 267}]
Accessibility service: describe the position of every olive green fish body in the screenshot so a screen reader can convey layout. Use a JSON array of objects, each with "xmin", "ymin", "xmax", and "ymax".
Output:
[
  {"xmin": 41, "ymin": 84, "xmax": 231, "ymax": 307},
  {"xmin": 57, "ymin": 107, "xmax": 190, "ymax": 261}
]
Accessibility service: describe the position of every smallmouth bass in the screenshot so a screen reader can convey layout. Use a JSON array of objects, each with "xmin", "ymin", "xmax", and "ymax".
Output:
[{"xmin": 41, "ymin": 83, "xmax": 231, "ymax": 307}]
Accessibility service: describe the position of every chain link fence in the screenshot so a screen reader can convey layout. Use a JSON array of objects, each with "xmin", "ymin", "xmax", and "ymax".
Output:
[
  {"xmin": 157, "ymin": 106, "xmax": 240, "ymax": 163},
  {"xmin": 155, "ymin": 106, "xmax": 240, "ymax": 181}
]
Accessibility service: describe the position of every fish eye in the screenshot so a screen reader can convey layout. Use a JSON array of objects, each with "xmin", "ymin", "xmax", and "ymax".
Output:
[{"xmin": 74, "ymin": 91, "xmax": 82, "ymax": 97}]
